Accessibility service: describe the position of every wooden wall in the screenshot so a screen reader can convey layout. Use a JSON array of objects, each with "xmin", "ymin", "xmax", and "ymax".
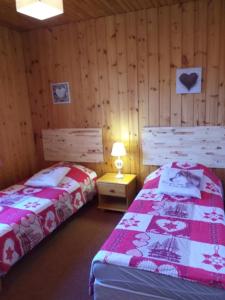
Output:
[
  {"xmin": 22, "ymin": 0, "xmax": 225, "ymax": 185},
  {"xmin": 0, "ymin": 26, "xmax": 37, "ymax": 189}
]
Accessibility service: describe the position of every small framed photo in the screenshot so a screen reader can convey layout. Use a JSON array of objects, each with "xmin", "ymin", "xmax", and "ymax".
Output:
[
  {"xmin": 51, "ymin": 82, "xmax": 71, "ymax": 104},
  {"xmin": 176, "ymin": 67, "xmax": 202, "ymax": 94}
]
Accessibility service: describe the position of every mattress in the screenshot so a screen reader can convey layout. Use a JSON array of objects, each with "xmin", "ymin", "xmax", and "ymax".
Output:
[
  {"xmin": 93, "ymin": 262, "xmax": 225, "ymax": 300},
  {"xmin": 0, "ymin": 163, "xmax": 97, "ymax": 276}
]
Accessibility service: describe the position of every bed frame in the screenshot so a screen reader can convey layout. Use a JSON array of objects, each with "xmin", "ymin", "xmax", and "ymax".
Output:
[
  {"xmin": 0, "ymin": 128, "xmax": 103, "ymax": 292},
  {"xmin": 142, "ymin": 126, "xmax": 225, "ymax": 168},
  {"xmin": 93, "ymin": 126, "xmax": 225, "ymax": 300},
  {"xmin": 42, "ymin": 128, "xmax": 104, "ymax": 163}
]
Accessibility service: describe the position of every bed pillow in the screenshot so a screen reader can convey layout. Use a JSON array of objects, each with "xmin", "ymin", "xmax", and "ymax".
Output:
[
  {"xmin": 25, "ymin": 166, "xmax": 70, "ymax": 187},
  {"xmin": 158, "ymin": 167, "xmax": 203, "ymax": 199}
]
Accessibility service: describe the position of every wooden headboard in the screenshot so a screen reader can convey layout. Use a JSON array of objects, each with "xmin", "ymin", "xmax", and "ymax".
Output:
[
  {"xmin": 142, "ymin": 126, "xmax": 225, "ymax": 168},
  {"xmin": 42, "ymin": 128, "xmax": 103, "ymax": 163}
]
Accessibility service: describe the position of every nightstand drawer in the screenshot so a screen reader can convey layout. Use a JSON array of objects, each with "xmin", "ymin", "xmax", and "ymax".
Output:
[
  {"xmin": 97, "ymin": 173, "xmax": 137, "ymax": 212},
  {"xmin": 97, "ymin": 182, "xmax": 126, "ymax": 197}
]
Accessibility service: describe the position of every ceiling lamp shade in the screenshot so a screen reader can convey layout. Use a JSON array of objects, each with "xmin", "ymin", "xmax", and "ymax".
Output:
[{"xmin": 16, "ymin": 0, "xmax": 64, "ymax": 20}]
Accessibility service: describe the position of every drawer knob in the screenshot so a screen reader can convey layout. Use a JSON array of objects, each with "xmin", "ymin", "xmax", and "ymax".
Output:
[{"xmin": 109, "ymin": 189, "xmax": 115, "ymax": 193}]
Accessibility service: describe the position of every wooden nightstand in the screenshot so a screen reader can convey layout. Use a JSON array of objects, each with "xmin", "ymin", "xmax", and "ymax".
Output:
[{"xmin": 97, "ymin": 173, "xmax": 137, "ymax": 212}]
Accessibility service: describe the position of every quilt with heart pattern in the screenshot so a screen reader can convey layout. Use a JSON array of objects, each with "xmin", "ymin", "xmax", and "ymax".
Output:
[
  {"xmin": 90, "ymin": 162, "xmax": 225, "ymax": 291},
  {"xmin": 0, "ymin": 163, "xmax": 97, "ymax": 275}
]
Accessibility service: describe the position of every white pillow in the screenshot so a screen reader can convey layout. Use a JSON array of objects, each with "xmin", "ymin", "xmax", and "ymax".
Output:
[
  {"xmin": 25, "ymin": 166, "xmax": 70, "ymax": 187},
  {"xmin": 158, "ymin": 167, "xmax": 203, "ymax": 199}
]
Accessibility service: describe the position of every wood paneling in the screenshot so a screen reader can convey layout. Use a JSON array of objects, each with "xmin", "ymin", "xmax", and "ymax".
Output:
[
  {"xmin": 42, "ymin": 128, "xmax": 103, "ymax": 163},
  {"xmin": 0, "ymin": 0, "xmax": 191, "ymax": 32},
  {"xmin": 0, "ymin": 26, "xmax": 36, "ymax": 189},
  {"xmin": 142, "ymin": 126, "xmax": 225, "ymax": 168},
  {"xmin": 23, "ymin": 0, "xmax": 225, "ymax": 185}
]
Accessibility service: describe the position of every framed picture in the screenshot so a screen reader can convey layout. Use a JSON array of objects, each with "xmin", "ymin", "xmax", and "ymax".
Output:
[
  {"xmin": 51, "ymin": 82, "xmax": 71, "ymax": 104},
  {"xmin": 176, "ymin": 67, "xmax": 202, "ymax": 94}
]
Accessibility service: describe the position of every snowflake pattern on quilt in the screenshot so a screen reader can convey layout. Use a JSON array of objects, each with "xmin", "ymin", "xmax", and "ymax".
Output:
[
  {"xmin": 119, "ymin": 215, "xmax": 140, "ymax": 228},
  {"xmin": 138, "ymin": 189, "xmax": 163, "ymax": 202},
  {"xmin": 0, "ymin": 193, "xmax": 26, "ymax": 206},
  {"xmin": 203, "ymin": 209, "xmax": 224, "ymax": 222},
  {"xmin": 202, "ymin": 176, "xmax": 222, "ymax": 196},
  {"xmin": 57, "ymin": 177, "xmax": 80, "ymax": 193},
  {"xmin": 202, "ymin": 246, "xmax": 225, "ymax": 271},
  {"xmin": 117, "ymin": 213, "xmax": 153, "ymax": 232}
]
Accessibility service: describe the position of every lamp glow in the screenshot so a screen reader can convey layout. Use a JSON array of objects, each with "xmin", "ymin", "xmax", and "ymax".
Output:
[
  {"xmin": 111, "ymin": 142, "xmax": 127, "ymax": 179},
  {"xmin": 16, "ymin": 0, "xmax": 63, "ymax": 20}
]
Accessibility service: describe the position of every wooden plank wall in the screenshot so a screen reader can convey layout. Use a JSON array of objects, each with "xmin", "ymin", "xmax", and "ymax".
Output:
[
  {"xmin": 42, "ymin": 128, "xmax": 104, "ymax": 163},
  {"xmin": 0, "ymin": 26, "xmax": 37, "ymax": 189},
  {"xmin": 22, "ymin": 0, "xmax": 225, "ymax": 185},
  {"xmin": 142, "ymin": 127, "xmax": 225, "ymax": 168}
]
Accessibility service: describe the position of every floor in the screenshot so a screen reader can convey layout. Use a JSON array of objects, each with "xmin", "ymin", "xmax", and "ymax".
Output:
[{"xmin": 1, "ymin": 199, "xmax": 122, "ymax": 300}]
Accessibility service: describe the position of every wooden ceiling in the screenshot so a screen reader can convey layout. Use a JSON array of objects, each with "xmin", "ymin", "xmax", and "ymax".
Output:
[{"xmin": 0, "ymin": 0, "xmax": 191, "ymax": 31}]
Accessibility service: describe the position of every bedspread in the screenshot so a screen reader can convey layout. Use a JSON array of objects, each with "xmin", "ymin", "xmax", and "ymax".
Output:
[
  {"xmin": 91, "ymin": 162, "xmax": 225, "ymax": 292},
  {"xmin": 0, "ymin": 163, "xmax": 97, "ymax": 275}
]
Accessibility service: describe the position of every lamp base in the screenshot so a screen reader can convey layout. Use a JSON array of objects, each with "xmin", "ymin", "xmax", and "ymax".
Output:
[
  {"xmin": 115, "ymin": 157, "xmax": 124, "ymax": 179},
  {"xmin": 115, "ymin": 172, "xmax": 124, "ymax": 179}
]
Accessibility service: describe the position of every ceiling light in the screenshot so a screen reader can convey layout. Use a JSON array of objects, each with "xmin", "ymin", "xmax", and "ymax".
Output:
[{"xmin": 16, "ymin": 0, "xmax": 64, "ymax": 20}]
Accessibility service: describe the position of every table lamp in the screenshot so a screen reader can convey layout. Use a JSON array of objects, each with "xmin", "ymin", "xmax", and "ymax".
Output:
[{"xmin": 111, "ymin": 142, "xmax": 127, "ymax": 179}]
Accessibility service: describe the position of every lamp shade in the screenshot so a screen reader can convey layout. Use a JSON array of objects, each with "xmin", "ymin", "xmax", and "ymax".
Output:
[
  {"xmin": 16, "ymin": 0, "xmax": 64, "ymax": 20},
  {"xmin": 111, "ymin": 142, "xmax": 126, "ymax": 157}
]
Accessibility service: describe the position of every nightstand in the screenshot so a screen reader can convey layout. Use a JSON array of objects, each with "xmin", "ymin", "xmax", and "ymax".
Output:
[{"xmin": 97, "ymin": 173, "xmax": 137, "ymax": 212}]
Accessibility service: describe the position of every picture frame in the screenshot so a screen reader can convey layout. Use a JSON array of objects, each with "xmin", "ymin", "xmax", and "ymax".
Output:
[
  {"xmin": 51, "ymin": 82, "xmax": 71, "ymax": 104},
  {"xmin": 176, "ymin": 67, "xmax": 202, "ymax": 94}
]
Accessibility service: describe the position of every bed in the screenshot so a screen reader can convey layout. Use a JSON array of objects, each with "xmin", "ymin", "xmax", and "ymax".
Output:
[
  {"xmin": 0, "ymin": 128, "xmax": 103, "ymax": 290},
  {"xmin": 90, "ymin": 126, "xmax": 225, "ymax": 300},
  {"xmin": 0, "ymin": 162, "xmax": 97, "ymax": 276}
]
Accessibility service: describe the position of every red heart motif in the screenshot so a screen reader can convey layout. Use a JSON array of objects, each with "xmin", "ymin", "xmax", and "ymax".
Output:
[
  {"xmin": 156, "ymin": 219, "xmax": 186, "ymax": 232},
  {"xmin": 179, "ymin": 73, "xmax": 198, "ymax": 90}
]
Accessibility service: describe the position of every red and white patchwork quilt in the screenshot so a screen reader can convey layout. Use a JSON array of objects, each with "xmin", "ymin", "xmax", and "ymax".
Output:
[
  {"xmin": 91, "ymin": 162, "xmax": 225, "ymax": 290},
  {"xmin": 0, "ymin": 163, "xmax": 97, "ymax": 275}
]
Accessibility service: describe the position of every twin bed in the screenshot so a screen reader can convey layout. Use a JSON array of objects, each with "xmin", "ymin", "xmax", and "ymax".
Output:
[
  {"xmin": 0, "ymin": 162, "xmax": 97, "ymax": 276},
  {"xmin": 1, "ymin": 126, "xmax": 225, "ymax": 299},
  {"xmin": 0, "ymin": 128, "xmax": 103, "ymax": 289},
  {"xmin": 90, "ymin": 162, "xmax": 225, "ymax": 299},
  {"xmin": 90, "ymin": 126, "xmax": 225, "ymax": 299}
]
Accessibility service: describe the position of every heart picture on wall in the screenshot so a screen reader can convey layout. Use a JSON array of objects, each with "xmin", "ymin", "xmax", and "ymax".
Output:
[
  {"xmin": 51, "ymin": 82, "xmax": 71, "ymax": 104},
  {"xmin": 176, "ymin": 67, "xmax": 202, "ymax": 94}
]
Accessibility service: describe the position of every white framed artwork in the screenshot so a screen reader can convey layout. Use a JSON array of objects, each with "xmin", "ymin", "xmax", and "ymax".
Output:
[
  {"xmin": 51, "ymin": 82, "xmax": 71, "ymax": 104},
  {"xmin": 176, "ymin": 67, "xmax": 202, "ymax": 94}
]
